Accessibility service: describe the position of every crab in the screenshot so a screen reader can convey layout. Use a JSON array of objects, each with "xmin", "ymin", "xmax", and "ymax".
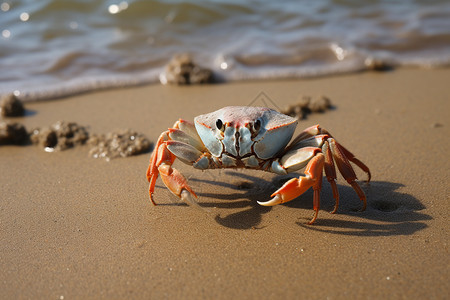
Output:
[{"xmin": 146, "ymin": 106, "xmax": 371, "ymax": 224}]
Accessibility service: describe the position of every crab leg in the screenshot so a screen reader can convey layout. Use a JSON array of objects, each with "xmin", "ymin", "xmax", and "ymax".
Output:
[
  {"xmin": 328, "ymin": 138, "xmax": 367, "ymax": 211},
  {"xmin": 258, "ymin": 152, "xmax": 325, "ymax": 224},
  {"xmin": 288, "ymin": 124, "xmax": 370, "ymax": 179},
  {"xmin": 284, "ymin": 125, "xmax": 321, "ymax": 152},
  {"xmin": 322, "ymin": 140, "xmax": 340, "ymax": 214},
  {"xmin": 335, "ymin": 142, "xmax": 371, "ymax": 182}
]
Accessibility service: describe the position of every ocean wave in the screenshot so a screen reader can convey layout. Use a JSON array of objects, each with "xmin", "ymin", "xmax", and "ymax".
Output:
[{"xmin": 1, "ymin": 0, "xmax": 450, "ymax": 101}]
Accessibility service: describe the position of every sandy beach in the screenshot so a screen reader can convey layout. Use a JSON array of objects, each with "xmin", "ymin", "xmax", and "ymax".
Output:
[{"xmin": 1, "ymin": 68, "xmax": 449, "ymax": 299}]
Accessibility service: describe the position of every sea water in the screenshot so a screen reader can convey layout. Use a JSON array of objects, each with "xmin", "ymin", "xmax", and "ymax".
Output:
[{"xmin": 1, "ymin": 0, "xmax": 450, "ymax": 101}]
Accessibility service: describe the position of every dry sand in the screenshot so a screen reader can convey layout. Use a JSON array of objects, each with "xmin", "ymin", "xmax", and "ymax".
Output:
[{"xmin": 1, "ymin": 68, "xmax": 449, "ymax": 299}]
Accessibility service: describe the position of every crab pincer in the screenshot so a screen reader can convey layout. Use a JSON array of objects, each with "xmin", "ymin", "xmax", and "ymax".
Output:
[
  {"xmin": 146, "ymin": 121, "xmax": 200, "ymax": 206},
  {"xmin": 258, "ymin": 150, "xmax": 325, "ymax": 224}
]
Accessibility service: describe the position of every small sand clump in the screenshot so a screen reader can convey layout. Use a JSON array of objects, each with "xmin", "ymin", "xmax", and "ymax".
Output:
[
  {"xmin": 282, "ymin": 95, "xmax": 332, "ymax": 119},
  {"xmin": 160, "ymin": 54, "xmax": 214, "ymax": 85},
  {"xmin": 308, "ymin": 95, "xmax": 332, "ymax": 113},
  {"xmin": 0, "ymin": 93, "xmax": 25, "ymax": 117},
  {"xmin": 88, "ymin": 129, "xmax": 152, "ymax": 161},
  {"xmin": 0, "ymin": 121, "xmax": 28, "ymax": 145},
  {"xmin": 30, "ymin": 121, "xmax": 89, "ymax": 152}
]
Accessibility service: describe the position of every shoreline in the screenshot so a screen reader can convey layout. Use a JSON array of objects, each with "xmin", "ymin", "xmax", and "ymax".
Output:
[
  {"xmin": 1, "ymin": 68, "xmax": 449, "ymax": 299},
  {"xmin": 2, "ymin": 64, "xmax": 446, "ymax": 103}
]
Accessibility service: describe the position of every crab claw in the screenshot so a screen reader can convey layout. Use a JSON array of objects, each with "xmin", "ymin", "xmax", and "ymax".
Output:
[
  {"xmin": 258, "ymin": 153, "xmax": 325, "ymax": 224},
  {"xmin": 258, "ymin": 174, "xmax": 317, "ymax": 206},
  {"xmin": 257, "ymin": 194, "xmax": 283, "ymax": 206},
  {"xmin": 166, "ymin": 140, "xmax": 203, "ymax": 164},
  {"xmin": 166, "ymin": 140, "xmax": 211, "ymax": 170},
  {"xmin": 147, "ymin": 135, "xmax": 199, "ymax": 206},
  {"xmin": 168, "ymin": 128, "xmax": 205, "ymax": 152},
  {"xmin": 158, "ymin": 164, "xmax": 198, "ymax": 200}
]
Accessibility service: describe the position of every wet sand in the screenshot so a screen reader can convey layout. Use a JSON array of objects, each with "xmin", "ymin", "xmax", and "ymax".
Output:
[{"xmin": 1, "ymin": 68, "xmax": 449, "ymax": 299}]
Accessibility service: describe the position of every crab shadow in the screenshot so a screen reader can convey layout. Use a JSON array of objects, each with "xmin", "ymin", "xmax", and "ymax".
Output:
[
  {"xmin": 158, "ymin": 172, "xmax": 273, "ymax": 230},
  {"xmin": 185, "ymin": 171, "xmax": 430, "ymax": 235}
]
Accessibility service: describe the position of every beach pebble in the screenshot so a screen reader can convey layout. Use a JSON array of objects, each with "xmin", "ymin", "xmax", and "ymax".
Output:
[
  {"xmin": 30, "ymin": 121, "xmax": 89, "ymax": 151},
  {"xmin": 0, "ymin": 93, "xmax": 25, "ymax": 117},
  {"xmin": 88, "ymin": 129, "xmax": 152, "ymax": 161},
  {"xmin": 0, "ymin": 121, "xmax": 28, "ymax": 145},
  {"xmin": 160, "ymin": 54, "xmax": 214, "ymax": 85}
]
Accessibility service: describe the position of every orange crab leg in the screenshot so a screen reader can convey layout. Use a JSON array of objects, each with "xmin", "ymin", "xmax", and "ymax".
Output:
[
  {"xmin": 322, "ymin": 140, "xmax": 340, "ymax": 214},
  {"xmin": 310, "ymin": 158, "xmax": 324, "ymax": 224},
  {"xmin": 328, "ymin": 139, "xmax": 367, "ymax": 211},
  {"xmin": 336, "ymin": 143, "xmax": 371, "ymax": 182}
]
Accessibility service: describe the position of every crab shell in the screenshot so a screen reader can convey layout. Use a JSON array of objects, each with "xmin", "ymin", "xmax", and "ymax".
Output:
[
  {"xmin": 194, "ymin": 106, "xmax": 298, "ymax": 165},
  {"xmin": 147, "ymin": 105, "xmax": 372, "ymax": 224}
]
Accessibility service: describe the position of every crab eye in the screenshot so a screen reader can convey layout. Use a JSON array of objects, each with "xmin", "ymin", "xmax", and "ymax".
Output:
[
  {"xmin": 253, "ymin": 119, "xmax": 261, "ymax": 132},
  {"xmin": 216, "ymin": 119, "xmax": 225, "ymax": 131}
]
